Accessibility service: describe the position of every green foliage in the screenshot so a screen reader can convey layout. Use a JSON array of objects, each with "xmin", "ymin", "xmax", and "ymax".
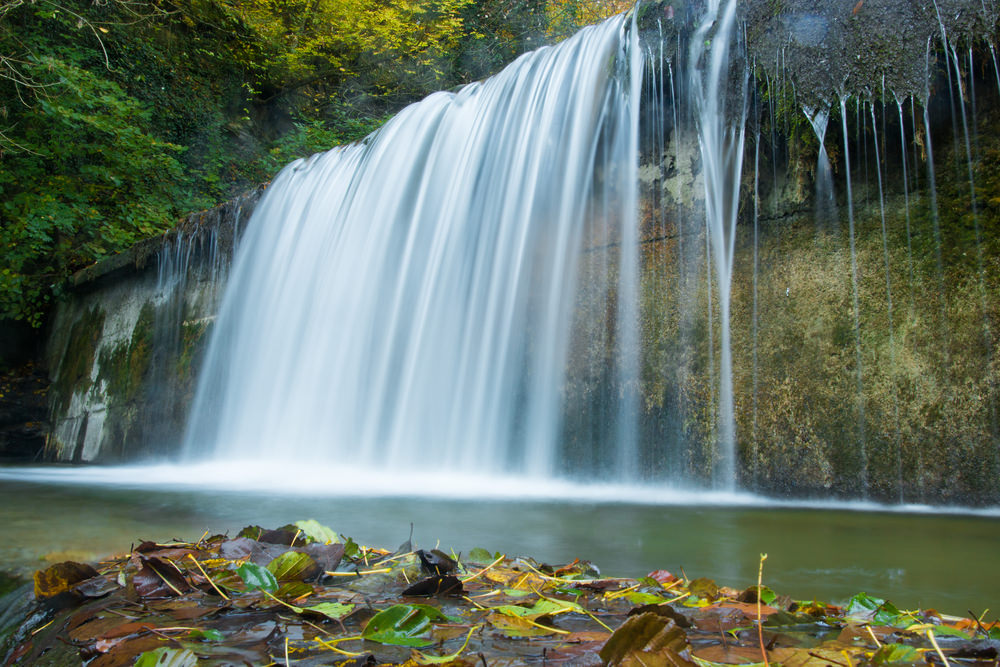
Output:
[
  {"xmin": 0, "ymin": 56, "xmax": 186, "ymax": 324},
  {"xmin": 0, "ymin": 0, "xmax": 628, "ymax": 325}
]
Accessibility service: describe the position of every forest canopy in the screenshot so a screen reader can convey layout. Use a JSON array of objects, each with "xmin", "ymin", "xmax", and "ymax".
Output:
[{"xmin": 0, "ymin": 0, "xmax": 630, "ymax": 325}]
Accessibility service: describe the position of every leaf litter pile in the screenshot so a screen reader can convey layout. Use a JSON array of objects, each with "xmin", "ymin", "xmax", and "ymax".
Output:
[{"xmin": 3, "ymin": 520, "xmax": 999, "ymax": 666}]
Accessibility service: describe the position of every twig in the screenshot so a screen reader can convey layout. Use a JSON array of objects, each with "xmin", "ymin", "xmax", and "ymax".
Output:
[
  {"xmin": 461, "ymin": 554, "xmax": 506, "ymax": 584},
  {"xmin": 866, "ymin": 625, "xmax": 882, "ymax": 648},
  {"xmin": 324, "ymin": 567, "xmax": 392, "ymax": 577},
  {"xmin": 927, "ymin": 629, "xmax": 950, "ymax": 667},
  {"xmin": 968, "ymin": 609, "xmax": 991, "ymax": 637},
  {"xmin": 187, "ymin": 553, "xmax": 230, "ymax": 600},
  {"xmin": 757, "ymin": 553, "xmax": 770, "ymax": 667},
  {"xmin": 808, "ymin": 651, "xmax": 849, "ymax": 667}
]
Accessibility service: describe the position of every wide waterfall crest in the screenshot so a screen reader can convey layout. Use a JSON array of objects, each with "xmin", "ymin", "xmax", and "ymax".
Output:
[{"xmin": 183, "ymin": 12, "xmax": 645, "ymax": 476}]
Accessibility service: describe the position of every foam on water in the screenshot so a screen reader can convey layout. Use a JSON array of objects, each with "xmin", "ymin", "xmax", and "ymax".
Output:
[{"xmin": 3, "ymin": 464, "xmax": 998, "ymax": 518}]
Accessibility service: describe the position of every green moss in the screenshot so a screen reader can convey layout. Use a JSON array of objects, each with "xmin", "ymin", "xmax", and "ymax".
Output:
[
  {"xmin": 177, "ymin": 318, "xmax": 212, "ymax": 380},
  {"xmin": 97, "ymin": 303, "xmax": 155, "ymax": 404},
  {"xmin": 51, "ymin": 306, "xmax": 105, "ymax": 416}
]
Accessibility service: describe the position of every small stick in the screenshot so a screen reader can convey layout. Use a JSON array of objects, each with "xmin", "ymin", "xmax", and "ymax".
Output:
[
  {"xmin": 187, "ymin": 554, "xmax": 230, "ymax": 600},
  {"xmin": 757, "ymin": 553, "xmax": 770, "ymax": 667},
  {"xmin": 808, "ymin": 651, "xmax": 850, "ymax": 667},
  {"xmin": 324, "ymin": 567, "xmax": 392, "ymax": 577},
  {"xmin": 866, "ymin": 625, "xmax": 883, "ymax": 648},
  {"xmin": 927, "ymin": 629, "xmax": 950, "ymax": 667},
  {"xmin": 461, "ymin": 554, "xmax": 506, "ymax": 584}
]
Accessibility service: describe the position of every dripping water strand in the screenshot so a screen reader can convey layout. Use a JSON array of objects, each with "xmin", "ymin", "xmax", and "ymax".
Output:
[
  {"xmin": 839, "ymin": 95, "xmax": 867, "ymax": 497},
  {"xmin": 895, "ymin": 98, "xmax": 916, "ymax": 314},
  {"xmin": 869, "ymin": 104, "xmax": 903, "ymax": 503}
]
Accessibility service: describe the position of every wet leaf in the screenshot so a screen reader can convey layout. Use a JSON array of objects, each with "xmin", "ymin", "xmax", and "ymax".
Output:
[
  {"xmin": 467, "ymin": 548, "xmax": 495, "ymax": 563},
  {"xmin": 688, "ymin": 578, "xmax": 720, "ymax": 600},
  {"xmin": 648, "ymin": 569, "xmax": 680, "ymax": 584},
  {"xmin": 845, "ymin": 593, "xmax": 913, "ymax": 627},
  {"xmin": 486, "ymin": 611, "xmax": 556, "ymax": 637},
  {"xmin": 871, "ymin": 643, "xmax": 922, "ymax": 664},
  {"xmin": 132, "ymin": 557, "xmax": 191, "ymax": 599},
  {"xmin": 134, "ymin": 647, "xmax": 198, "ymax": 667},
  {"xmin": 628, "ymin": 603, "xmax": 693, "ymax": 628},
  {"xmin": 362, "ymin": 603, "xmax": 452, "ymax": 647},
  {"xmin": 33, "ymin": 561, "xmax": 100, "ymax": 599},
  {"xmin": 267, "ymin": 550, "xmax": 319, "ymax": 581},
  {"xmin": 302, "ymin": 601, "xmax": 355, "ymax": 621},
  {"xmin": 185, "ymin": 628, "xmax": 224, "ymax": 642},
  {"xmin": 236, "ymin": 561, "xmax": 278, "ymax": 592},
  {"xmin": 294, "ymin": 519, "xmax": 340, "ymax": 544},
  {"xmin": 417, "ymin": 549, "xmax": 457, "ymax": 575},
  {"xmin": 403, "ymin": 575, "xmax": 464, "ymax": 597},
  {"xmin": 693, "ymin": 644, "xmax": 771, "ymax": 664},
  {"xmin": 627, "ymin": 591, "xmax": 667, "ymax": 605},
  {"xmin": 599, "ymin": 613, "xmax": 692, "ymax": 666}
]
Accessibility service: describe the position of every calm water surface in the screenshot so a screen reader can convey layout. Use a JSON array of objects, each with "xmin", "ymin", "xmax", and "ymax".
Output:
[{"xmin": 1, "ymin": 465, "xmax": 997, "ymax": 616}]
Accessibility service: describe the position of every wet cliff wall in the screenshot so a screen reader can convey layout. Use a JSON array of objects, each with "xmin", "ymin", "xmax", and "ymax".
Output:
[{"xmin": 43, "ymin": 188, "xmax": 263, "ymax": 462}]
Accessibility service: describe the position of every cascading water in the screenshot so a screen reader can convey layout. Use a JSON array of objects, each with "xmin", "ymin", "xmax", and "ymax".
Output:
[
  {"xmin": 183, "ymin": 12, "xmax": 648, "ymax": 479},
  {"xmin": 686, "ymin": 0, "xmax": 747, "ymax": 489}
]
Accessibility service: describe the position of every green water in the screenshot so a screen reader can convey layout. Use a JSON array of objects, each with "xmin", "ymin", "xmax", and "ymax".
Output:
[{"xmin": 0, "ymin": 474, "xmax": 997, "ymax": 617}]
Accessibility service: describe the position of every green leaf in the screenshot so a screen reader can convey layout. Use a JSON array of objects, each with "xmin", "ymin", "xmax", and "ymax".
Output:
[
  {"xmin": 845, "ymin": 593, "xmax": 913, "ymax": 627},
  {"xmin": 468, "ymin": 548, "xmax": 494, "ymax": 563},
  {"xmin": 342, "ymin": 536, "xmax": 361, "ymax": 559},
  {"xmin": 294, "ymin": 519, "xmax": 339, "ymax": 544},
  {"xmin": 237, "ymin": 561, "xmax": 278, "ymax": 592},
  {"xmin": 626, "ymin": 591, "xmax": 667, "ymax": 605},
  {"xmin": 871, "ymin": 643, "xmax": 922, "ymax": 664},
  {"xmin": 361, "ymin": 604, "xmax": 452, "ymax": 647},
  {"xmin": 302, "ymin": 601, "xmax": 355, "ymax": 621},
  {"xmin": 276, "ymin": 580, "xmax": 314, "ymax": 599},
  {"xmin": 185, "ymin": 628, "xmax": 224, "ymax": 642},
  {"xmin": 267, "ymin": 551, "xmax": 318, "ymax": 581},
  {"xmin": 926, "ymin": 625, "xmax": 972, "ymax": 639},
  {"xmin": 134, "ymin": 647, "xmax": 198, "ymax": 667}
]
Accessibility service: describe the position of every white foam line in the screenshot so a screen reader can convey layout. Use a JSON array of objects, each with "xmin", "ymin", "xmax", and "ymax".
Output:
[{"xmin": 1, "ymin": 463, "xmax": 998, "ymax": 517}]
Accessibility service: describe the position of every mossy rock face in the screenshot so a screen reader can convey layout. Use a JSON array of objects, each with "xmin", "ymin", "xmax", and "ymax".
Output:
[
  {"xmin": 97, "ymin": 302, "xmax": 155, "ymax": 405},
  {"xmin": 50, "ymin": 306, "xmax": 105, "ymax": 417},
  {"xmin": 177, "ymin": 318, "xmax": 212, "ymax": 382}
]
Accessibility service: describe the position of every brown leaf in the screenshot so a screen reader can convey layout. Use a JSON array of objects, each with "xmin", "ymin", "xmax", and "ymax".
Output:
[
  {"xmin": 693, "ymin": 644, "xmax": 770, "ymax": 664},
  {"xmin": 33, "ymin": 561, "xmax": 100, "ymax": 599},
  {"xmin": 647, "ymin": 569, "xmax": 679, "ymax": 584},
  {"xmin": 599, "ymin": 613, "xmax": 694, "ymax": 666},
  {"xmin": 131, "ymin": 557, "xmax": 192, "ymax": 598}
]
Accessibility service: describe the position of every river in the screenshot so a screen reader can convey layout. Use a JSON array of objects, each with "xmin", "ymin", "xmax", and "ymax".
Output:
[{"xmin": 1, "ymin": 464, "xmax": 997, "ymax": 617}]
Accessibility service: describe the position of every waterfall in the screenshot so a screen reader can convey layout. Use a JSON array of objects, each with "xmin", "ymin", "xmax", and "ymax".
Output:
[
  {"xmin": 183, "ymin": 12, "xmax": 647, "ymax": 478},
  {"xmin": 687, "ymin": 0, "xmax": 747, "ymax": 489}
]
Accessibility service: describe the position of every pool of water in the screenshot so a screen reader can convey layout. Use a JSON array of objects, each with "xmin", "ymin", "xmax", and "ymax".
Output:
[{"xmin": 1, "ymin": 463, "xmax": 997, "ymax": 616}]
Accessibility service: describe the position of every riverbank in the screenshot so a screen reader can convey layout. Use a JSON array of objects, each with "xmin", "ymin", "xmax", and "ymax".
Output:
[{"xmin": 2, "ymin": 521, "xmax": 998, "ymax": 666}]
